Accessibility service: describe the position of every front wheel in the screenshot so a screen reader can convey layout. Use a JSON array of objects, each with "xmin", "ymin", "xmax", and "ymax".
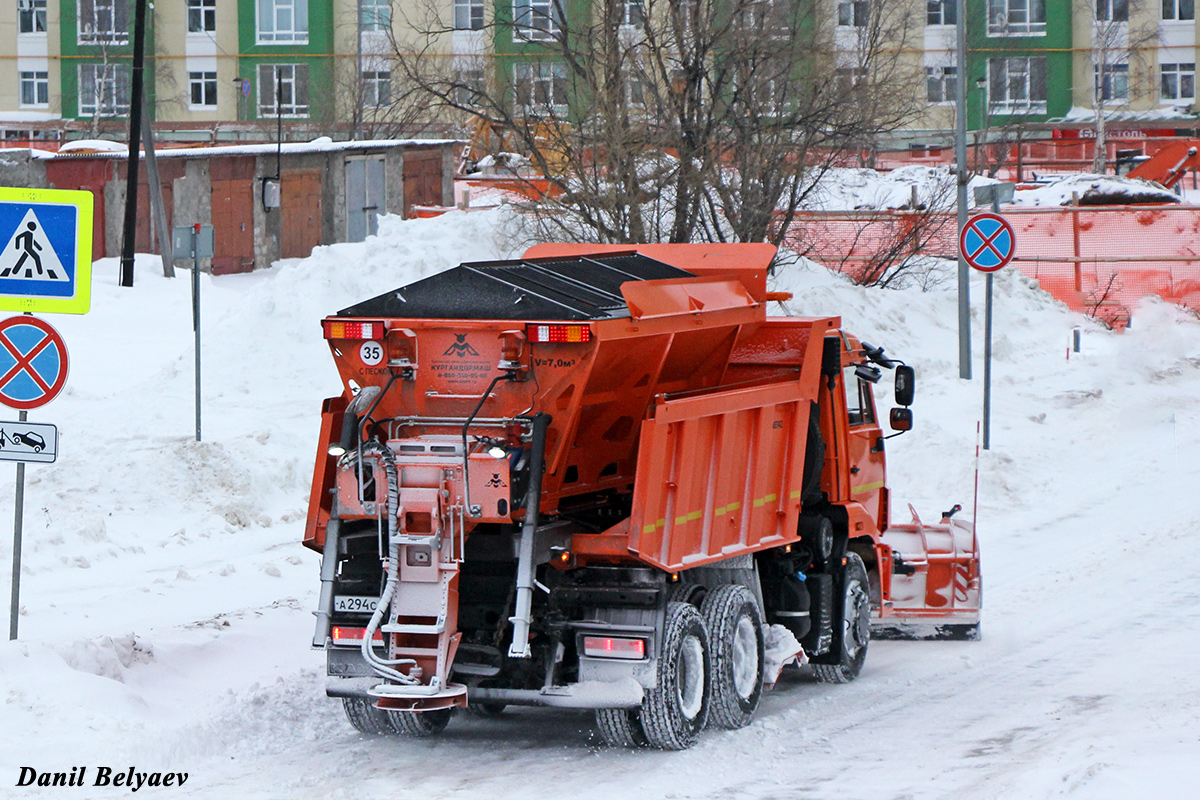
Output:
[
  {"xmin": 387, "ymin": 707, "xmax": 453, "ymax": 737},
  {"xmin": 341, "ymin": 697, "xmax": 394, "ymax": 735},
  {"xmin": 812, "ymin": 552, "xmax": 871, "ymax": 684},
  {"xmin": 640, "ymin": 602, "xmax": 710, "ymax": 750}
]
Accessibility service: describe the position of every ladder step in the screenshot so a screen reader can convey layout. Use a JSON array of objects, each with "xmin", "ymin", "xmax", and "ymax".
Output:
[{"xmin": 382, "ymin": 622, "xmax": 446, "ymax": 634}]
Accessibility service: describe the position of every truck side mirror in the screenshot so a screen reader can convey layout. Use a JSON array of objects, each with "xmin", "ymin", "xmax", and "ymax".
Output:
[
  {"xmin": 890, "ymin": 407, "xmax": 913, "ymax": 432},
  {"xmin": 894, "ymin": 365, "xmax": 915, "ymax": 406}
]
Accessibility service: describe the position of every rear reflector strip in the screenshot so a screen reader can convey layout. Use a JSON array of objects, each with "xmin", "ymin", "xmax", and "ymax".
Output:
[
  {"xmin": 527, "ymin": 324, "xmax": 592, "ymax": 343},
  {"xmin": 331, "ymin": 626, "xmax": 384, "ymax": 646},
  {"xmin": 582, "ymin": 636, "xmax": 646, "ymax": 660},
  {"xmin": 324, "ymin": 320, "xmax": 385, "ymax": 340}
]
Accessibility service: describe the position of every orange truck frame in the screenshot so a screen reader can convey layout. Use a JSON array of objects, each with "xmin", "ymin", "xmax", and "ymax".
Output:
[{"xmin": 303, "ymin": 243, "xmax": 980, "ymax": 749}]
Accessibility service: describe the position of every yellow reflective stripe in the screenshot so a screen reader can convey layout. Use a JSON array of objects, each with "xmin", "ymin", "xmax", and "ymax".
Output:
[
  {"xmin": 789, "ymin": 490, "xmax": 803, "ymax": 499},
  {"xmin": 714, "ymin": 501, "xmax": 741, "ymax": 517},
  {"xmin": 642, "ymin": 518, "xmax": 666, "ymax": 534},
  {"xmin": 752, "ymin": 493, "xmax": 778, "ymax": 508},
  {"xmin": 851, "ymin": 480, "xmax": 885, "ymax": 494}
]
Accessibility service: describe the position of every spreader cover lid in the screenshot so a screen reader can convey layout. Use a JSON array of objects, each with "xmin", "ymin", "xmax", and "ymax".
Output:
[{"xmin": 338, "ymin": 253, "xmax": 693, "ymax": 321}]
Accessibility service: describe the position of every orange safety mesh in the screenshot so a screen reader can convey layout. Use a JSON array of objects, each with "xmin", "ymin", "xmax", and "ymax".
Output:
[{"xmin": 785, "ymin": 205, "xmax": 1200, "ymax": 329}]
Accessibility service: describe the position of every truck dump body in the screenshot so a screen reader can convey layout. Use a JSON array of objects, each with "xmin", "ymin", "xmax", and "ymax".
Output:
[{"xmin": 305, "ymin": 243, "xmax": 981, "ymax": 748}]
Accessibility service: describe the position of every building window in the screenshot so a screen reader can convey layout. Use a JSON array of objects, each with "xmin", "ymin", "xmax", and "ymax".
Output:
[
  {"xmin": 1162, "ymin": 62, "xmax": 1196, "ymax": 100},
  {"xmin": 926, "ymin": 65, "xmax": 957, "ymax": 103},
  {"xmin": 453, "ymin": 0, "xmax": 483, "ymax": 29},
  {"xmin": 257, "ymin": 0, "xmax": 308, "ymax": 44},
  {"xmin": 513, "ymin": 0, "xmax": 561, "ymax": 40},
  {"xmin": 837, "ymin": 0, "xmax": 868, "ymax": 26},
  {"xmin": 1163, "ymin": 0, "xmax": 1195, "ymax": 19},
  {"xmin": 187, "ymin": 0, "xmax": 215, "ymax": 32},
  {"xmin": 18, "ymin": 0, "xmax": 47, "ymax": 33},
  {"xmin": 513, "ymin": 62, "xmax": 567, "ymax": 114},
  {"xmin": 988, "ymin": 0, "xmax": 1046, "ymax": 35},
  {"xmin": 361, "ymin": 0, "xmax": 390, "ymax": 31},
  {"xmin": 19, "ymin": 71, "xmax": 49, "ymax": 106},
  {"xmin": 78, "ymin": 0, "xmax": 130, "ymax": 44},
  {"xmin": 79, "ymin": 62, "xmax": 131, "ymax": 115},
  {"xmin": 258, "ymin": 64, "xmax": 309, "ymax": 116},
  {"xmin": 621, "ymin": 0, "xmax": 645, "ymax": 26},
  {"xmin": 834, "ymin": 66, "xmax": 867, "ymax": 94},
  {"xmin": 1095, "ymin": 0, "xmax": 1128, "ymax": 21},
  {"xmin": 363, "ymin": 70, "xmax": 391, "ymax": 106},
  {"xmin": 1094, "ymin": 63, "xmax": 1129, "ymax": 102},
  {"xmin": 988, "ymin": 56, "xmax": 1047, "ymax": 113},
  {"xmin": 454, "ymin": 69, "xmax": 484, "ymax": 105},
  {"xmin": 189, "ymin": 71, "xmax": 217, "ymax": 107},
  {"xmin": 927, "ymin": 0, "xmax": 955, "ymax": 25}
]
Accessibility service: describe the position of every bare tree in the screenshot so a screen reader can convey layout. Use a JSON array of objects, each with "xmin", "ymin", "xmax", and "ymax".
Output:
[
  {"xmin": 1082, "ymin": 0, "xmax": 1157, "ymax": 173},
  {"xmin": 388, "ymin": 0, "xmax": 924, "ymax": 244},
  {"xmin": 812, "ymin": 172, "xmax": 959, "ymax": 288},
  {"xmin": 1085, "ymin": 269, "xmax": 1128, "ymax": 327}
]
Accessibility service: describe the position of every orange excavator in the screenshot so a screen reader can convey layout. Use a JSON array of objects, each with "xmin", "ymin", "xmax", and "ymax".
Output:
[{"xmin": 1125, "ymin": 140, "xmax": 1200, "ymax": 188}]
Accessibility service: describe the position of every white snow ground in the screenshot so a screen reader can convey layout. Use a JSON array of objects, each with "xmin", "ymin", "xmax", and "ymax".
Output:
[{"xmin": 2, "ymin": 207, "xmax": 1199, "ymax": 799}]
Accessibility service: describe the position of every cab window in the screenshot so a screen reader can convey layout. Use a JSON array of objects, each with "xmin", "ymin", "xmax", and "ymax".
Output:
[{"xmin": 843, "ymin": 366, "xmax": 877, "ymax": 427}]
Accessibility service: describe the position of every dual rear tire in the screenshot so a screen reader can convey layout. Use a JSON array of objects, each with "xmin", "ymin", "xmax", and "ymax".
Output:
[{"xmin": 597, "ymin": 587, "xmax": 766, "ymax": 749}]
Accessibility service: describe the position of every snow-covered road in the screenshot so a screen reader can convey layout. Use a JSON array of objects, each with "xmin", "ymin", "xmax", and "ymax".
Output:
[{"xmin": 3, "ymin": 209, "xmax": 1197, "ymax": 799}]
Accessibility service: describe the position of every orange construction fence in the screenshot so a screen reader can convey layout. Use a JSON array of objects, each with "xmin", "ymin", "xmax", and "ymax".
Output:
[{"xmin": 787, "ymin": 205, "xmax": 1200, "ymax": 327}]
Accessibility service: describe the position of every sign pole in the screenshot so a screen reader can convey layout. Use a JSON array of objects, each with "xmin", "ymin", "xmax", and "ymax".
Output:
[
  {"xmin": 8, "ymin": 409, "xmax": 25, "ymax": 640},
  {"xmin": 173, "ymin": 224, "xmax": 213, "ymax": 443},
  {"xmin": 963, "ymin": 189, "xmax": 1015, "ymax": 450},
  {"xmin": 983, "ymin": 271, "xmax": 994, "ymax": 450},
  {"xmin": 192, "ymin": 226, "xmax": 201, "ymax": 443}
]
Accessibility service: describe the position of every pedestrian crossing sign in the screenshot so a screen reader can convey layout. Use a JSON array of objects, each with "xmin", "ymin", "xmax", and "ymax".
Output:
[{"xmin": 0, "ymin": 187, "xmax": 93, "ymax": 315}]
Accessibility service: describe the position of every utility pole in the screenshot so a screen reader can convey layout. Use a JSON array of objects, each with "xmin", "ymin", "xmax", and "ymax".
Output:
[
  {"xmin": 955, "ymin": 0, "xmax": 972, "ymax": 380},
  {"xmin": 118, "ymin": 0, "xmax": 149, "ymax": 288}
]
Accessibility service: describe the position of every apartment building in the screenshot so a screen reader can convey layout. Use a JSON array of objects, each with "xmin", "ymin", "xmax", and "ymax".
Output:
[{"xmin": 0, "ymin": 0, "xmax": 1196, "ymax": 145}]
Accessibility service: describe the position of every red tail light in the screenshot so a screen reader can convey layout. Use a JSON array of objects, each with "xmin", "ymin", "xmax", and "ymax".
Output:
[
  {"xmin": 331, "ymin": 626, "xmax": 384, "ymax": 646},
  {"xmin": 582, "ymin": 636, "xmax": 646, "ymax": 660},
  {"xmin": 526, "ymin": 324, "xmax": 592, "ymax": 343},
  {"xmin": 324, "ymin": 320, "xmax": 386, "ymax": 340}
]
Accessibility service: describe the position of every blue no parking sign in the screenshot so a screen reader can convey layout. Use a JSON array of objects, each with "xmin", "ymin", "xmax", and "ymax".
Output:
[{"xmin": 960, "ymin": 212, "xmax": 1016, "ymax": 273}]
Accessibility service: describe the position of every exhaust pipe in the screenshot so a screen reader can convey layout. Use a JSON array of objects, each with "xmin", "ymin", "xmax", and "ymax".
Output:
[{"xmin": 508, "ymin": 413, "xmax": 550, "ymax": 658}]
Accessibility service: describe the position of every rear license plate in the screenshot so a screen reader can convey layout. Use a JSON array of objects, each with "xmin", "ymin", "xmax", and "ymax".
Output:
[{"xmin": 334, "ymin": 595, "xmax": 379, "ymax": 613}]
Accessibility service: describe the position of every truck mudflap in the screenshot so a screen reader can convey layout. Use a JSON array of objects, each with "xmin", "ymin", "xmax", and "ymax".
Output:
[{"xmin": 874, "ymin": 504, "xmax": 981, "ymax": 636}]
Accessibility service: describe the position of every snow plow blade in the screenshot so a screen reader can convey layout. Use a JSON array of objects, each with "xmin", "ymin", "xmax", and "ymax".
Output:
[{"xmin": 874, "ymin": 505, "xmax": 981, "ymax": 640}]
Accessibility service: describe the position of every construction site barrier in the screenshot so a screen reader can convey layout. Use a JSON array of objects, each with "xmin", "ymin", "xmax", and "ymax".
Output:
[{"xmin": 786, "ymin": 204, "xmax": 1200, "ymax": 328}]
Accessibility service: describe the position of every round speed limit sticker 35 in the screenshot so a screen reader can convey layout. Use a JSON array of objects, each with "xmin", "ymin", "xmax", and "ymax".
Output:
[{"xmin": 359, "ymin": 340, "xmax": 384, "ymax": 366}]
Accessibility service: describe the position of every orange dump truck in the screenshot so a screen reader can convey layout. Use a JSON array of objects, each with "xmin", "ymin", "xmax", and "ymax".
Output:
[{"xmin": 303, "ymin": 243, "xmax": 980, "ymax": 749}]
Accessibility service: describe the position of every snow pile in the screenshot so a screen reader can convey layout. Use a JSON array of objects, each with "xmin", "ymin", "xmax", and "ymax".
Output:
[
  {"xmin": 1, "ymin": 207, "xmax": 1198, "ymax": 798},
  {"xmin": 1012, "ymin": 173, "xmax": 1181, "ymax": 206},
  {"xmin": 803, "ymin": 165, "xmax": 1001, "ymax": 211}
]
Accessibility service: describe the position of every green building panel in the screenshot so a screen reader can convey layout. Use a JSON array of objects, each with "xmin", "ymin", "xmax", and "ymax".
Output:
[
  {"xmin": 58, "ymin": 0, "xmax": 156, "ymax": 121},
  {"xmin": 965, "ymin": 0, "xmax": 1072, "ymax": 128},
  {"xmin": 236, "ymin": 0, "xmax": 335, "ymax": 121}
]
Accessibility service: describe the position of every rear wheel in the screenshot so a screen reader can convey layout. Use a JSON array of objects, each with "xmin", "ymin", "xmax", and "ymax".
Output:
[
  {"xmin": 812, "ymin": 552, "xmax": 870, "ymax": 684},
  {"xmin": 595, "ymin": 708, "xmax": 647, "ymax": 747},
  {"xmin": 387, "ymin": 708, "xmax": 453, "ymax": 737},
  {"xmin": 640, "ymin": 602, "xmax": 710, "ymax": 750},
  {"xmin": 701, "ymin": 585, "xmax": 765, "ymax": 730},
  {"xmin": 341, "ymin": 697, "xmax": 394, "ymax": 735}
]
